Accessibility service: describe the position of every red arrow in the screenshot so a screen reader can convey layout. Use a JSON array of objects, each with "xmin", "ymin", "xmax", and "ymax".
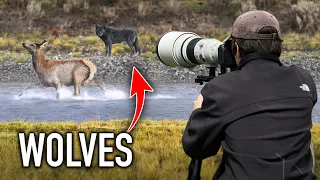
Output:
[{"xmin": 127, "ymin": 67, "xmax": 154, "ymax": 132}]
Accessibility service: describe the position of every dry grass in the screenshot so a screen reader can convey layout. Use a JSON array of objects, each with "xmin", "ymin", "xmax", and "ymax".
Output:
[
  {"xmin": 0, "ymin": 31, "xmax": 159, "ymax": 60},
  {"xmin": 0, "ymin": 31, "xmax": 319, "ymax": 63},
  {"xmin": 0, "ymin": 120, "xmax": 319, "ymax": 180}
]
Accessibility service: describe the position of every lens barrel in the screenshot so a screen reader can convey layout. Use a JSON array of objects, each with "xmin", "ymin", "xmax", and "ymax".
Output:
[
  {"xmin": 157, "ymin": 31, "xmax": 224, "ymax": 68},
  {"xmin": 157, "ymin": 32, "xmax": 200, "ymax": 67}
]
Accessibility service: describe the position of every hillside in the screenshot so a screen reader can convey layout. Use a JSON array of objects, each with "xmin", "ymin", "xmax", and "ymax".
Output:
[{"xmin": 1, "ymin": 0, "xmax": 319, "ymax": 36}]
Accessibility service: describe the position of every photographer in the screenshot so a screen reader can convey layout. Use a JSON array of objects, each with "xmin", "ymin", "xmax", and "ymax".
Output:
[{"xmin": 182, "ymin": 10, "xmax": 317, "ymax": 180}]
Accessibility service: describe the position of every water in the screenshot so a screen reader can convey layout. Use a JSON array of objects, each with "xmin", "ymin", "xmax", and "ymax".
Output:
[{"xmin": 0, "ymin": 82, "xmax": 319, "ymax": 122}]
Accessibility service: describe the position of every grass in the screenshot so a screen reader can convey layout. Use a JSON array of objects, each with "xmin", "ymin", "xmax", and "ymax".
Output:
[
  {"xmin": 180, "ymin": 0, "xmax": 208, "ymax": 10},
  {"xmin": 282, "ymin": 33, "xmax": 320, "ymax": 51},
  {"xmin": 0, "ymin": 31, "xmax": 319, "ymax": 63},
  {"xmin": 0, "ymin": 51, "xmax": 30, "ymax": 63},
  {"xmin": 0, "ymin": 120, "xmax": 319, "ymax": 180}
]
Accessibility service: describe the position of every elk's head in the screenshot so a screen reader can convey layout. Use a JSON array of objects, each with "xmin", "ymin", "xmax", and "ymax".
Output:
[
  {"xmin": 22, "ymin": 40, "xmax": 48, "ymax": 55},
  {"xmin": 95, "ymin": 24, "xmax": 106, "ymax": 37}
]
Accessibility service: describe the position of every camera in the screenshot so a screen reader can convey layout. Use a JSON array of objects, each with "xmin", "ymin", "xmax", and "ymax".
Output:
[{"xmin": 156, "ymin": 31, "xmax": 238, "ymax": 84}]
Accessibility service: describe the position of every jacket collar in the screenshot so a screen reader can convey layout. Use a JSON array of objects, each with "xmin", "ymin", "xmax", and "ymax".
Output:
[{"xmin": 237, "ymin": 52, "xmax": 282, "ymax": 70}]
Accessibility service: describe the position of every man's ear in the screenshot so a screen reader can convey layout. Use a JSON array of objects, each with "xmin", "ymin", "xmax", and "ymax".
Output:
[
  {"xmin": 235, "ymin": 42, "xmax": 241, "ymax": 65},
  {"xmin": 235, "ymin": 42, "xmax": 240, "ymax": 57}
]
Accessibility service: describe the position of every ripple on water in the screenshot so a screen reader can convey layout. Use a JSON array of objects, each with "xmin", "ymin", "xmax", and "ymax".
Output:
[{"xmin": 0, "ymin": 83, "xmax": 319, "ymax": 122}]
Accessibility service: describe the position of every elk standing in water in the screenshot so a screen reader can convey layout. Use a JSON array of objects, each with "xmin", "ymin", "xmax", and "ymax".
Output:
[{"xmin": 21, "ymin": 40, "xmax": 101, "ymax": 99}]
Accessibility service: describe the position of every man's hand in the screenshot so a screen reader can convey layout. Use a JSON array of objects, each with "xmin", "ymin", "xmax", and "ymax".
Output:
[{"xmin": 193, "ymin": 94, "xmax": 203, "ymax": 110}]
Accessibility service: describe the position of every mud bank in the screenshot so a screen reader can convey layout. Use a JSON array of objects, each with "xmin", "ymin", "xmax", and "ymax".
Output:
[{"xmin": 0, "ymin": 55, "xmax": 319, "ymax": 84}]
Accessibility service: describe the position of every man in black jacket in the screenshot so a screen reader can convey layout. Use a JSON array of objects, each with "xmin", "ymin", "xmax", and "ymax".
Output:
[{"xmin": 182, "ymin": 10, "xmax": 318, "ymax": 180}]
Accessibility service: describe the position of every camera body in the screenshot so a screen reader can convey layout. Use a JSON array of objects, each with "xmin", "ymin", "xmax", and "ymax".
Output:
[{"xmin": 156, "ymin": 31, "xmax": 237, "ymax": 84}]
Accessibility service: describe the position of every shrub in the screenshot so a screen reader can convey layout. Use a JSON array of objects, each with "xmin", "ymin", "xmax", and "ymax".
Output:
[{"xmin": 292, "ymin": 0, "xmax": 320, "ymax": 34}]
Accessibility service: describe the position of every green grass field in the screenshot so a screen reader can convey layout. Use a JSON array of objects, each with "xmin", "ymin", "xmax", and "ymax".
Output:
[{"xmin": 0, "ymin": 120, "xmax": 319, "ymax": 180}]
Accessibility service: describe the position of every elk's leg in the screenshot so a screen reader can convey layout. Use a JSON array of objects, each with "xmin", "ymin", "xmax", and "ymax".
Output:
[
  {"xmin": 18, "ymin": 82, "xmax": 44, "ymax": 97},
  {"xmin": 82, "ymin": 81, "xmax": 106, "ymax": 92},
  {"xmin": 74, "ymin": 83, "xmax": 81, "ymax": 96},
  {"xmin": 98, "ymin": 81, "xmax": 106, "ymax": 92},
  {"xmin": 55, "ymin": 84, "xmax": 62, "ymax": 100},
  {"xmin": 73, "ymin": 65, "xmax": 88, "ymax": 97},
  {"xmin": 18, "ymin": 84, "xmax": 32, "ymax": 97},
  {"xmin": 73, "ymin": 77, "xmax": 81, "ymax": 96}
]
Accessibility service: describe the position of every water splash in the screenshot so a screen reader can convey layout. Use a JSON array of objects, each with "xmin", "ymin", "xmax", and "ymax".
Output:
[
  {"xmin": 13, "ymin": 83, "xmax": 178, "ymax": 101},
  {"xmin": 14, "ymin": 86, "xmax": 128, "ymax": 101},
  {"xmin": 148, "ymin": 94, "xmax": 177, "ymax": 99}
]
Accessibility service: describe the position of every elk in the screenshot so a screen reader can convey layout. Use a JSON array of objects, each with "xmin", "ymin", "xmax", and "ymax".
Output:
[{"xmin": 21, "ymin": 40, "xmax": 102, "ymax": 99}]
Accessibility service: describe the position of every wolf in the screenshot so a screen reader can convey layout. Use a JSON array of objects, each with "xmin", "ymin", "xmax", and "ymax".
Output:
[{"xmin": 95, "ymin": 25, "xmax": 140, "ymax": 57}]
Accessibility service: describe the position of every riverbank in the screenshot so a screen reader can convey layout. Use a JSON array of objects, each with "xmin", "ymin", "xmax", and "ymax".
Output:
[
  {"xmin": 0, "ymin": 53, "xmax": 320, "ymax": 83},
  {"xmin": 0, "ymin": 120, "xmax": 319, "ymax": 179},
  {"xmin": 1, "ymin": 0, "xmax": 319, "ymax": 35},
  {"xmin": 1, "ymin": 30, "xmax": 319, "ymax": 83}
]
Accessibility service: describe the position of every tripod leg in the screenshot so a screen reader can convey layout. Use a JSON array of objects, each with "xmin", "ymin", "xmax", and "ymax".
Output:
[
  {"xmin": 212, "ymin": 155, "xmax": 225, "ymax": 180},
  {"xmin": 188, "ymin": 159, "xmax": 202, "ymax": 180},
  {"xmin": 310, "ymin": 142, "xmax": 315, "ymax": 174}
]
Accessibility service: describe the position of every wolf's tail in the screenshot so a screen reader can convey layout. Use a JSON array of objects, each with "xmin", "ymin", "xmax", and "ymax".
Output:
[
  {"xmin": 82, "ymin": 59, "xmax": 97, "ymax": 82},
  {"xmin": 134, "ymin": 36, "xmax": 141, "ymax": 55}
]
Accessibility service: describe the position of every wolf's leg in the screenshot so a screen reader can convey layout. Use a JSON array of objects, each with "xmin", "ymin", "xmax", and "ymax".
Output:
[
  {"xmin": 109, "ymin": 44, "xmax": 112, "ymax": 57},
  {"xmin": 128, "ymin": 43, "xmax": 135, "ymax": 57},
  {"xmin": 127, "ymin": 35, "xmax": 136, "ymax": 57},
  {"xmin": 133, "ymin": 37, "xmax": 140, "ymax": 55},
  {"xmin": 104, "ymin": 42, "xmax": 110, "ymax": 56}
]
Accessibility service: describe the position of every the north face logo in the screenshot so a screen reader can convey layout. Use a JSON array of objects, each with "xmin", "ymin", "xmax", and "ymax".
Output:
[{"xmin": 299, "ymin": 84, "xmax": 310, "ymax": 92}]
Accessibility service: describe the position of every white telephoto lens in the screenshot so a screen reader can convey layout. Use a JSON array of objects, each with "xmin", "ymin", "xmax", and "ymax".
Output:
[
  {"xmin": 193, "ymin": 39, "xmax": 223, "ymax": 66},
  {"xmin": 157, "ymin": 31, "xmax": 199, "ymax": 67}
]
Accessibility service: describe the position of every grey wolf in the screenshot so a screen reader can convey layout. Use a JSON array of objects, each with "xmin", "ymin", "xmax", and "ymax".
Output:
[{"xmin": 95, "ymin": 25, "xmax": 140, "ymax": 57}]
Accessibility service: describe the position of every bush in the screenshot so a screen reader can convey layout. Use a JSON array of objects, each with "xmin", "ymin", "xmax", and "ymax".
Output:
[
  {"xmin": 181, "ymin": 0, "xmax": 208, "ymax": 10},
  {"xmin": 292, "ymin": 0, "xmax": 320, "ymax": 34}
]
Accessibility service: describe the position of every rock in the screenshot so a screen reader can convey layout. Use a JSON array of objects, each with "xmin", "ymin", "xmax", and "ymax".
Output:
[{"xmin": 0, "ymin": 54, "xmax": 319, "ymax": 83}]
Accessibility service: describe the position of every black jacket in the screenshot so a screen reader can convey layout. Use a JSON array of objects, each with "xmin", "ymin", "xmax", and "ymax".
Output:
[{"xmin": 182, "ymin": 52, "xmax": 318, "ymax": 180}]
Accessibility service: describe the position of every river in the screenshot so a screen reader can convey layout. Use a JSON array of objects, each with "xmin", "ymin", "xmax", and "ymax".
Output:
[{"xmin": 0, "ymin": 82, "xmax": 319, "ymax": 122}]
